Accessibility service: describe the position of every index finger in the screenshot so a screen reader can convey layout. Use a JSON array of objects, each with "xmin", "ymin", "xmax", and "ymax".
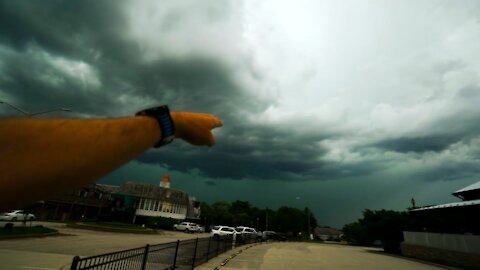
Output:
[
  {"xmin": 196, "ymin": 113, "xmax": 223, "ymax": 129},
  {"xmin": 210, "ymin": 116, "xmax": 223, "ymax": 129}
]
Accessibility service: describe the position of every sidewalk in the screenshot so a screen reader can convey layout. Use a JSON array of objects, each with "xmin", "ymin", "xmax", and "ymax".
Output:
[
  {"xmin": 0, "ymin": 249, "xmax": 73, "ymax": 270},
  {"xmin": 195, "ymin": 242, "xmax": 269, "ymax": 270}
]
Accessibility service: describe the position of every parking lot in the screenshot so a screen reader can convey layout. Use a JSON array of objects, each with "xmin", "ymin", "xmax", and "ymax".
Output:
[
  {"xmin": 0, "ymin": 222, "xmax": 456, "ymax": 270},
  {"xmin": 0, "ymin": 221, "xmax": 208, "ymax": 270}
]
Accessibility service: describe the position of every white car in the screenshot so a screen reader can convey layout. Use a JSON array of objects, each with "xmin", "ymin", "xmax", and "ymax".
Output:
[
  {"xmin": 196, "ymin": 225, "xmax": 206, "ymax": 233},
  {"xmin": 0, "ymin": 210, "xmax": 35, "ymax": 221},
  {"xmin": 235, "ymin": 226, "xmax": 259, "ymax": 240},
  {"xmin": 235, "ymin": 226, "xmax": 257, "ymax": 235},
  {"xmin": 173, "ymin": 222, "xmax": 199, "ymax": 233},
  {"xmin": 211, "ymin": 226, "xmax": 236, "ymax": 237}
]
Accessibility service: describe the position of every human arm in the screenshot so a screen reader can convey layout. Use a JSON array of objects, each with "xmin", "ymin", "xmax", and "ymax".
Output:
[{"xmin": 0, "ymin": 112, "xmax": 222, "ymax": 210}]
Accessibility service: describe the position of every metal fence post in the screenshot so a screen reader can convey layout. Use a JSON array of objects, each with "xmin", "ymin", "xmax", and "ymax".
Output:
[
  {"xmin": 70, "ymin": 255, "xmax": 80, "ymax": 270},
  {"xmin": 191, "ymin": 238, "xmax": 199, "ymax": 270},
  {"xmin": 223, "ymin": 236, "xmax": 227, "ymax": 253},
  {"xmin": 206, "ymin": 237, "xmax": 212, "ymax": 261},
  {"xmin": 222, "ymin": 237, "xmax": 231, "ymax": 253},
  {"xmin": 215, "ymin": 237, "xmax": 220, "ymax": 257},
  {"xmin": 141, "ymin": 244, "xmax": 150, "ymax": 270},
  {"xmin": 172, "ymin": 240, "xmax": 180, "ymax": 269}
]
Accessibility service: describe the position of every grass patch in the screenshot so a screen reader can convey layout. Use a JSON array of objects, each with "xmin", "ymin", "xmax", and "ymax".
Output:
[
  {"xmin": 67, "ymin": 221, "xmax": 158, "ymax": 234},
  {"xmin": 0, "ymin": 225, "xmax": 58, "ymax": 239}
]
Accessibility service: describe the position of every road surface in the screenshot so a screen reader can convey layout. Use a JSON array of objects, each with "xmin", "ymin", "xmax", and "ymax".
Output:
[{"xmin": 195, "ymin": 242, "xmax": 457, "ymax": 270}]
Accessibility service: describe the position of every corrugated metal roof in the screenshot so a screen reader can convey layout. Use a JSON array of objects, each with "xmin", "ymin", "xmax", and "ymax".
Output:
[
  {"xmin": 453, "ymin": 181, "xmax": 480, "ymax": 194},
  {"xmin": 411, "ymin": 199, "xmax": 480, "ymax": 211}
]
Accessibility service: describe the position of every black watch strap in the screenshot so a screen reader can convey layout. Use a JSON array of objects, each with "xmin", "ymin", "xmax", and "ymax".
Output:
[{"xmin": 136, "ymin": 105, "xmax": 175, "ymax": 148}]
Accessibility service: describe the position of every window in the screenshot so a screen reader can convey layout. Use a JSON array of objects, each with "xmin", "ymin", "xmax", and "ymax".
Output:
[{"xmin": 146, "ymin": 199, "xmax": 151, "ymax": 210}]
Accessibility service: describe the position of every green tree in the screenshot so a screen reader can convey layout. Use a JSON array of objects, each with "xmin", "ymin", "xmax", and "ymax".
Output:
[
  {"xmin": 199, "ymin": 201, "xmax": 319, "ymax": 236},
  {"xmin": 211, "ymin": 201, "xmax": 234, "ymax": 225},
  {"xmin": 342, "ymin": 209, "xmax": 409, "ymax": 253},
  {"xmin": 231, "ymin": 201, "xmax": 253, "ymax": 226}
]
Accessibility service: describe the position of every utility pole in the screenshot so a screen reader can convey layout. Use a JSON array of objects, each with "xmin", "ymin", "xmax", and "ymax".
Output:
[
  {"xmin": 265, "ymin": 208, "xmax": 268, "ymax": 231},
  {"xmin": 0, "ymin": 99, "xmax": 71, "ymax": 116},
  {"xmin": 297, "ymin": 196, "xmax": 313, "ymax": 240},
  {"xmin": 306, "ymin": 207, "xmax": 312, "ymax": 240}
]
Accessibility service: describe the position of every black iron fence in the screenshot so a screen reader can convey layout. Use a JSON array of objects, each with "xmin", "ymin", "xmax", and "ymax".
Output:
[{"xmin": 70, "ymin": 235, "xmax": 259, "ymax": 270}]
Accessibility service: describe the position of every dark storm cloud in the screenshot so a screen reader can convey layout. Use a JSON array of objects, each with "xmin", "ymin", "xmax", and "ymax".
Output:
[
  {"xmin": 139, "ymin": 122, "xmax": 331, "ymax": 179},
  {"xmin": 131, "ymin": 57, "xmax": 267, "ymax": 115},
  {"xmin": 204, "ymin": 180, "xmax": 216, "ymax": 186},
  {"xmin": 0, "ymin": 0, "xmax": 135, "ymax": 115},
  {"xmin": 414, "ymin": 158, "xmax": 480, "ymax": 182},
  {"xmin": 3, "ymin": 0, "xmax": 480, "ymax": 188},
  {"xmin": 0, "ymin": 1, "xmax": 256, "ymax": 116},
  {"xmin": 369, "ymin": 85, "xmax": 480, "ymax": 155},
  {"xmin": 0, "ymin": 0, "xmax": 334, "ymax": 180},
  {"xmin": 0, "ymin": 1, "xmax": 133, "ymax": 63},
  {"xmin": 372, "ymin": 135, "xmax": 459, "ymax": 153}
]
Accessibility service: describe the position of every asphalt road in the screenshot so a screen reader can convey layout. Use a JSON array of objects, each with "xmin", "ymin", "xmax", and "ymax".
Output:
[{"xmin": 196, "ymin": 242, "xmax": 457, "ymax": 270}]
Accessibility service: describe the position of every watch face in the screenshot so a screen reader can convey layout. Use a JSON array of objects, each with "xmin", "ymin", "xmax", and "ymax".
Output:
[{"xmin": 137, "ymin": 105, "xmax": 175, "ymax": 148}]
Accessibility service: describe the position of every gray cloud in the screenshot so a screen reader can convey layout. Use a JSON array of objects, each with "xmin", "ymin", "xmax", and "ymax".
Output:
[
  {"xmin": 3, "ymin": 0, "xmax": 480, "ymax": 227},
  {"xmin": 0, "ymin": 0, "xmax": 330, "ymax": 181},
  {"xmin": 138, "ymin": 122, "xmax": 330, "ymax": 179},
  {"xmin": 372, "ymin": 135, "xmax": 459, "ymax": 153}
]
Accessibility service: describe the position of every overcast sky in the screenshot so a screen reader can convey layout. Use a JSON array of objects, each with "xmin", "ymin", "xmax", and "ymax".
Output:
[{"xmin": 1, "ymin": 0, "xmax": 480, "ymax": 228}]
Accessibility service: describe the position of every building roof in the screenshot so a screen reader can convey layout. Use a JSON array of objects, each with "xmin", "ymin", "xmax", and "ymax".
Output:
[
  {"xmin": 411, "ymin": 199, "xmax": 480, "ymax": 212},
  {"xmin": 313, "ymin": 227, "xmax": 342, "ymax": 236},
  {"xmin": 453, "ymin": 181, "xmax": 480, "ymax": 194},
  {"xmin": 96, "ymin": 184, "xmax": 121, "ymax": 194},
  {"xmin": 118, "ymin": 182, "xmax": 189, "ymax": 204}
]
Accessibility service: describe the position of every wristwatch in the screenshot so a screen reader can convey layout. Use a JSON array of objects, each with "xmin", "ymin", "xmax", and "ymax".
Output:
[{"xmin": 136, "ymin": 105, "xmax": 175, "ymax": 147}]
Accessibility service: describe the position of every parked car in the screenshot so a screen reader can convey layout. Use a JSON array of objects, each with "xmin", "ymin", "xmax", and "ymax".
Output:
[
  {"xmin": 211, "ymin": 226, "xmax": 235, "ymax": 238},
  {"xmin": 235, "ymin": 226, "xmax": 260, "ymax": 241},
  {"xmin": 196, "ymin": 225, "xmax": 206, "ymax": 233},
  {"xmin": 262, "ymin": 231, "xmax": 287, "ymax": 241},
  {"xmin": 173, "ymin": 222, "xmax": 199, "ymax": 233},
  {"xmin": 262, "ymin": 230, "xmax": 277, "ymax": 240},
  {"xmin": 0, "ymin": 210, "xmax": 35, "ymax": 221},
  {"xmin": 235, "ymin": 226, "xmax": 257, "ymax": 236}
]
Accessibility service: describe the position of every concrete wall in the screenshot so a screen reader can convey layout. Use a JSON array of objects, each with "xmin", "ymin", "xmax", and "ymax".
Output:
[
  {"xmin": 401, "ymin": 231, "xmax": 480, "ymax": 269},
  {"xmin": 403, "ymin": 231, "xmax": 480, "ymax": 254}
]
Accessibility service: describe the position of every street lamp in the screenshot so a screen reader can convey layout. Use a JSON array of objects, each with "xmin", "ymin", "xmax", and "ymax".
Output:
[{"xmin": 0, "ymin": 99, "xmax": 72, "ymax": 116}]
